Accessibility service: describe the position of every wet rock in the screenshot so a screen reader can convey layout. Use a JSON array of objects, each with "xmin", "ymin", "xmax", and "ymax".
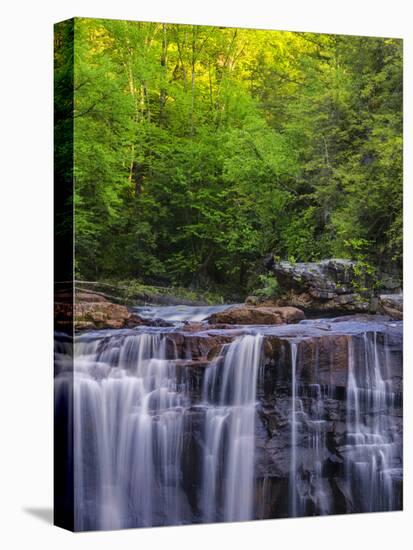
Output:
[
  {"xmin": 55, "ymin": 290, "xmax": 175, "ymax": 330},
  {"xmin": 262, "ymin": 334, "xmax": 350, "ymax": 387},
  {"xmin": 207, "ymin": 305, "xmax": 305, "ymax": 325},
  {"xmin": 174, "ymin": 358, "xmax": 211, "ymax": 399},
  {"xmin": 164, "ymin": 332, "xmax": 235, "ymax": 361},
  {"xmin": 182, "ymin": 322, "xmax": 205, "ymax": 332},
  {"xmin": 55, "ymin": 290, "xmax": 143, "ymax": 330},
  {"xmin": 73, "ymin": 300, "xmax": 143, "ymax": 330},
  {"xmin": 253, "ymin": 325, "xmax": 403, "ymax": 517},
  {"xmin": 328, "ymin": 314, "xmax": 391, "ymax": 323}
]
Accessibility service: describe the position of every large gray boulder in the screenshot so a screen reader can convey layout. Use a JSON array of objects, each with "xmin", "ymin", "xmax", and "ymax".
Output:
[
  {"xmin": 262, "ymin": 257, "xmax": 402, "ymax": 318},
  {"xmin": 378, "ymin": 293, "xmax": 403, "ymax": 320},
  {"xmin": 264, "ymin": 258, "xmax": 367, "ymax": 313},
  {"xmin": 270, "ymin": 258, "xmax": 356, "ymax": 297}
]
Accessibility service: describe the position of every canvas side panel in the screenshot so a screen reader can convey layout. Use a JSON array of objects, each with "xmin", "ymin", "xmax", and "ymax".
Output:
[{"xmin": 54, "ymin": 18, "xmax": 75, "ymax": 532}]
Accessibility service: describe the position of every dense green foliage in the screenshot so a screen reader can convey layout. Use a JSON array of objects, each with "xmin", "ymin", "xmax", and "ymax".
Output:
[
  {"xmin": 253, "ymin": 275, "xmax": 282, "ymax": 300},
  {"xmin": 60, "ymin": 19, "xmax": 402, "ymax": 295}
]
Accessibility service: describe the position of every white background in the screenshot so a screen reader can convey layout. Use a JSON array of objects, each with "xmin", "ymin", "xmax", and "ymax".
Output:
[{"xmin": 0, "ymin": 0, "xmax": 411, "ymax": 548}]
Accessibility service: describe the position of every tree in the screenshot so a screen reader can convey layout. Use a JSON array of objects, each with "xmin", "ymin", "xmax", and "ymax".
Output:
[{"xmin": 68, "ymin": 18, "xmax": 402, "ymax": 296}]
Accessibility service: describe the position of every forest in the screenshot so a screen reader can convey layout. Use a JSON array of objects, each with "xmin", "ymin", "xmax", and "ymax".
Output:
[{"xmin": 55, "ymin": 18, "xmax": 402, "ymax": 299}]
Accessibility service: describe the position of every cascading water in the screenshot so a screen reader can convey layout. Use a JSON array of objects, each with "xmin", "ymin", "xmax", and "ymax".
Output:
[
  {"xmin": 54, "ymin": 311, "xmax": 402, "ymax": 530},
  {"xmin": 133, "ymin": 304, "xmax": 239, "ymax": 323},
  {"xmin": 285, "ymin": 328, "xmax": 402, "ymax": 517},
  {"xmin": 201, "ymin": 334, "xmax": 263, "ymax": 522},
  {"xmin": 344, "ymin": 332, "xmax": 402, "ymax": 512},
  {"xmin": 69, "ymin": 329, "xmax": 264, "ymax": 529},
  {"xmin": 73, "ymin": 330, "xmax": 190, "ymax": 530},
  {"xmin": 306, "ymin": 384, "xmax": 330, "ymax": 516},
  {"xmin": 288, "ymin": 341, "xmax": 332, "ymax": 517},
  {"xmin": 289, "ymin": 342, "xmax": 298, "ymax": 517}
]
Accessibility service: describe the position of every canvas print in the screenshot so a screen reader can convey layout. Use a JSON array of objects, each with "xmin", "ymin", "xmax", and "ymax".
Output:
[{"xmin": 54, "ymin": 18, "xmax": 403, "ymax": 531}]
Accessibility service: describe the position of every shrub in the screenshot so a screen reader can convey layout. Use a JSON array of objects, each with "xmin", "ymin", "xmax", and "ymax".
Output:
[{"xmin": 253, "ymin": 274, "xmax": 282, "ymax": 299}]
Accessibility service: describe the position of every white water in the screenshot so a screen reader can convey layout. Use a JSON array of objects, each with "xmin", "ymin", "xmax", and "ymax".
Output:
[
  {"xmin": 307, "ymin": 388, "xmax": 330, "ymax": 515},
  {"xmin": 71, "ymin": 330, "xmax": 263, "ymax": 528},
  {"xmin": 344, "ymin": 333, "xmax": 400, "ymax": 512},
  {"xmin": 201, "ymin": 334, "xmax": 263, "ymax": 522},
  {"xmin": 287, "ymin": 331, "xmax": 401, "ymax": 516},
  {"xmin": 289, "ymin": 342, "xmax": 298, "ymax": 517},
  {"xmin": 133, "ymin": 304, "xmax": 237, "ymax": 322},
  {"xmin": 73, "ymin": 332, "xmax": 189, "ymax": 530}
]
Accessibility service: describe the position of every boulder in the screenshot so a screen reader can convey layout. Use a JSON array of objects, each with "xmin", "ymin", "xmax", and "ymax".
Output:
[
  {"xmin": 207, "ymin": 305, "xmax": 305, "ymax": 325},
  {"xmin": 54, "ymin": 289, "xmax": 177, "ymax": 330},
  {"xmin": 54, "ymin": 290, "xmax": 144, "ymax": 331},
  {"xmin": 74, "ymin": 300, "xmax": 144, "ymax": 330},
  {"xmin": 378, "ymin": 293, "xmax": 403, "ymax": 320},
  {"xmin": 74, "ymin": 290, "xmax": 109, "ymax": 303},
  {"xmin": 264, "ymin": 258, "xmax": 370, "ymax": 314},
  {"xmin": 263, "ymin": 257, "xmax": 403, "ymax": 316}
]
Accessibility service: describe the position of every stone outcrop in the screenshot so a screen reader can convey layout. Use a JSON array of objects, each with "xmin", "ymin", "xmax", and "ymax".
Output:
[
  {"xmin": 158, "ymin": 317, "xmax": 402, "ymax": 398},
  {"xmin": 207, "ymin": 305, "xmax": 305, "ymax": 325},
  {"xmin": 378, "ymin": 293, "xmax": 403, "ymax": 320},
  {"xmin": 268, "ymin": 258, "xmax": 366, "ymax": 311},
  {"xmin": 263, "ymin": 257, "xmax": 403, "ymax": 316},
  {"xmin": 264, "ymin": 256, "xmax": 372, "ymax": 314},
  {"xmin": 55, "ymin": 289, "xmax": 147, "ymax": 330},
  {"xmin": 74, "ymin": 301, "xmax": 143, "ymax": 330}
]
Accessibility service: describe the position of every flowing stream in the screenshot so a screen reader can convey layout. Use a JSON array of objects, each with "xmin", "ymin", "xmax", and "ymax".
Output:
[
  {"xmin": 201, "ymin": 334, "xmax": 263, "ymax": 522},
  {"xmin": 54, "ymin": 306, "xmax": 403, "ymax": 530}
]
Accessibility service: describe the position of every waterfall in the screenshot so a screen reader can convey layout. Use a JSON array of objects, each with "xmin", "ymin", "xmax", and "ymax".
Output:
[
  {"xmin": 69, "ymin": 330, "xmax": 264, "ymax": 529},
  {"xmin": 344, "ymin": 332, "xmax": 401, "ymax": 512},
  {"xmin": 54, "ymin": 315, "xmax": 402, "ymax": 530},
  {"xmin": 307, "ymin": 384, "xmax": 330, "ymax": 515},
  {"xmin": 289, "ymin": 342, "xmax": 298, "ymax": 517},
  {"xmin": 201, "ymin": 334, "xmax": 263, "ymax": 523},
  {"xmin": 73, "ymin": 331, "xmax": 189, "ymax": 530},
  {"xmin": 288, "ymin": 341, "xmax": 328, "ymax": 517},
  {"xmin": 286, "ymin": 330, "xmax": 401, "ymax": 517}
]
